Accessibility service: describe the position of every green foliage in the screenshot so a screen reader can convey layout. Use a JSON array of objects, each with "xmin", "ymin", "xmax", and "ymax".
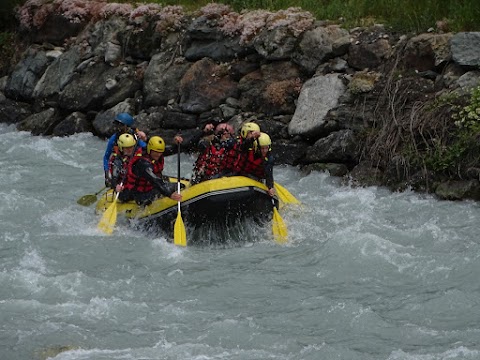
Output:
[
  {"xmin": 9, "ymin": 0, "xmax": 480, "ymax": 33},
  {"xmin": 158, "ymin": 0, "xmax": 480, "ymax": 32},
  {"xmin": 399, "ymin": 87, "xmax": 480, "ymax": 175},
  {"xmin": 452, "ymin": 86, "xmax": 480, "ymax": 129}
]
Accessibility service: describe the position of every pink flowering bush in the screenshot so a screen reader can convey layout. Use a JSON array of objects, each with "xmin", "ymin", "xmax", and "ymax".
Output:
[
  {"xmin": 100, "ymin": 3, "xmax": 133, "ymax": 19},
  {"xmin": 155, "ymin": 6, "xmax": 186, "ymax": 33},
  {"xmin": 54, "ymin": 0, "xmax": 94, "ymax": 24},
  {"xmin": 16, "ymin": 0, "xmax": 109, "ymax": 29},
  {"xmin": 129, "ymin": 3, "xmax": 162, "ymax": 22},
  {"xmin": 198, "ymin": 3, "xmax": 314, "ymax": 44},
  {"xmin": 266, "ymin": 7, "xmax": 315, "ymax": 36},
  {"xmin": 198, "ymin": 3, "xmax": 233, "ymax": 19}
]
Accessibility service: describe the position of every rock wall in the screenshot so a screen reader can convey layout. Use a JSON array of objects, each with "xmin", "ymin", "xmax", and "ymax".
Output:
[{"xmin": 1, "ymin": 4, "xmax": 480, "ymax": 200}]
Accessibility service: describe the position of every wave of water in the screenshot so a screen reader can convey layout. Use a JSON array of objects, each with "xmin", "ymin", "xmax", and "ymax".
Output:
[{"xmin": 1, "ymin": 124, "xmax": 480, "ymax": 360}]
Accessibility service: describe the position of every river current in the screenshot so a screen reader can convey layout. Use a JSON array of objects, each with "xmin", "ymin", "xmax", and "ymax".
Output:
[{"xmin": 1, "ymin": 123, "xmax": 480, "ymax": 360}]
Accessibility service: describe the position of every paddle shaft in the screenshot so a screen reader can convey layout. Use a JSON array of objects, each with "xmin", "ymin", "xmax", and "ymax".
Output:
[
  {"xmin": 173, "ymin": 140, "xmax": 187, "ymax": 246},
  {"xmin": 94, "ymin": 186, "xmax": 107, "ymax": 196}
]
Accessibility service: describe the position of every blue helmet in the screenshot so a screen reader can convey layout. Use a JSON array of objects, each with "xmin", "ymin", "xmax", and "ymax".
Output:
[{"xmin": 114, "ymin": 113, "xmax": 134, "ymax": 127}]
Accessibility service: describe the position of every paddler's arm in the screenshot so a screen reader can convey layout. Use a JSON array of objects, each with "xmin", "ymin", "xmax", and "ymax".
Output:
[
  {"xmin": 264, "ymin": 155, "xmax": 275, "ymax": 197},
  {"xmin": 137, "ymin": 160, "xmax": 182, "ymax": 201}
]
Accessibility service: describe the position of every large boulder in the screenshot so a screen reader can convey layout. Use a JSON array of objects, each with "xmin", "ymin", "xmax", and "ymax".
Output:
[
  {"xmin": 179, "ymin": 58, "xmax": 238, "ymax": 114},
  {"xmin": 293, "ymin": 25, "xmax": 350, "ymax": 73},
  {"xmin": 288, "ymin": 74, "xmax": 346, "ymax": 138},
  {"xmin": 184, "ymin": 16, "xmax": 253, "ymax": 62},
  {"xmin": 451, "ymin": 32, "xmax": 480, "ymax": 68},
  {"xmin": 33, "ymin": 47, "xmax": 82, "ymax": 100},
  {"xmin": 402, "ymin": 33, "xmax": 452, "ymax": 72},
  {"xmin": 304, "ymin": 129, "xmax": 358, "ymax": 165},
  {"xmin": 143, "ymin": 52, "xmax": 191, "ymax": 107},
  {"xmin": 5, "ymin": 46, "xmax": 49, "ymax": 101},
  {"xmin": 58, "ymin": 59, "xmax": 138, "ymax": 111},
  {"xmin": 16, "ymin": 107, "xmax": 57, "ymax": 135}
]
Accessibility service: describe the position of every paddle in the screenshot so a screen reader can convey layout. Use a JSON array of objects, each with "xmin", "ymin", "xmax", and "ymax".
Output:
[
  {"xmin": 272, "ymin": 198, "xmax": 288, "ymax": 244},
  {"xmin": 274, "ymin": 182, "xmax": 300, "ymax": 205},
  {"xmin": 97, "ymin": 184, "xmax": 122, "ymax": 235},
  {"xmin": 173, "ymin": 141, "xmax": 187, "ymax": 246},
  {"xmin": 77, "ymin": 186, "xmax": 107, "ymax": 206}
]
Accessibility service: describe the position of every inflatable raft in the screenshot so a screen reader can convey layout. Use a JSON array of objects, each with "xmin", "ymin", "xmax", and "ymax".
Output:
[{"xmin": 96, "ymin": 176, "xmax": 279, "ymax": 237}]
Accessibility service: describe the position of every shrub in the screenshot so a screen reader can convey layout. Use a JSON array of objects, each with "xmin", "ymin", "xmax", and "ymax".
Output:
[
  {"xmin": 16, "ymin": 0, "xmax": 109, "ymax": 29},
  {"xmin": 452, "ymin": 86, "xmax": 480, "ymax": 130},
  {"xmin": 197, "ymin": 3, "xmax": 314, "ymax": 44},
  {"xmin": 155, "ymin": 5, "xmax": 186, "ymax": 33},
  {"xmin": 264, "ymin": 78, "xmax": 302, "ymax": 106}
]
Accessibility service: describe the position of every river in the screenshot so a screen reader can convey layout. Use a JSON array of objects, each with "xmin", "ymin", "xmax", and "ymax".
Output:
[{"xmin": 1, "ymin": 123, "xmax": 479, "ymax": 360}]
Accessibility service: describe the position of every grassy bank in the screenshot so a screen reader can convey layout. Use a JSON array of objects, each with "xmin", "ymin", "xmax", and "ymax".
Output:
[
  {"xmin": 1, "ymin": 0, "xmax": 479, "ymax": 33},
  {"xmin": 172, "ymin": 0, "xmax": 479, "ymax": 33}
]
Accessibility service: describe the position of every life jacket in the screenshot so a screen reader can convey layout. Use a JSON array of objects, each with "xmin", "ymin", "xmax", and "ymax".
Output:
[
  {"xmin": 123, "ymin": 152, "xmax": 161, "ymax": 193},
  {"xmin": 192, "ymin": 143, "xmax": 225, "ymax": 181},
  {"xmin": 112, "ymin": 144, "xmax": 120, "ymax": 156},
  {"xmin": 221, "ymin": 145, "xmax": 239, "ymax": 173},
  {"xmin": 108, "ymin": 146, "xmax": 143, "ymax": 183},
  {"xmin": 151, "ymin": 155, "xmax": 164, "ymax": 175},
  {"xmin": 233, "ymin": 136, "xmax": 257, "ymax": 174},
  {"xmin": 241, "ymin": 150, "xmax": 266, "ymax": 180}
]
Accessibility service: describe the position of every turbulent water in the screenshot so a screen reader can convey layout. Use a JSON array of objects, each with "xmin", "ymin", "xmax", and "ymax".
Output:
[{"xmin": 1, "ymin": 123, "xmax": 480, "ymax": 360}]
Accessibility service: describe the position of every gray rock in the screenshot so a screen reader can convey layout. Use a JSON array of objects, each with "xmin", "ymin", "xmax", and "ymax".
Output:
[
  {"xmin": 52, "ymin": 112, "xmax": 92, "ymax": 136},
  {"xmin": 143, "ymin": 52, "xmax": 190, "ymax": 107},
  {"xmin": 33, "ymin": 47, "xmax": 82, "ymax": 99},
  {"xmin": 451, "ymin": 32, "xmax": 480, "ymax": 67},
  {"xmin": 288, "ymin": 74, "xmax": 346, "ymax": 137},
  {"xmin": 16, "ymin": 108, "xmax": 56, "ymax": 135},
  {"xmin": 293, "ymin": 25, "xmax": 349, "ymax": 73},
  {"xmin": 5, "ymin": 47, "xmax": 49, "ymax": 100},
  {"xmin": 305, "ymin": 129, "xmax": 357, "ymax": 164}
]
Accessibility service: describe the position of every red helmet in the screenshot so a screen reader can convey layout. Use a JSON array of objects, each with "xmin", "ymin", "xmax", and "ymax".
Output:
[{"xmin": 215, "ymin": 123, "xmax": 234, "ymax": 136}]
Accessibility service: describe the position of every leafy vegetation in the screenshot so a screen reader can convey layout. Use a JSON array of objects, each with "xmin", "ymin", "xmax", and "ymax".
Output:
[
  {"xmin": 373, "ymin": 85, "xmax": 480, "ymax": 178},
  {"xmin": 155, "ymin": 0, "xmax": 479, "ymax": 32},
  {"xmin": 2, "ymin": 0, "xmax": 479, "ymax": 33}
]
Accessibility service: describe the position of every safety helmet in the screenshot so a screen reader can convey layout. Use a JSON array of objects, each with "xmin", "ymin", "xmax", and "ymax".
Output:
[
  {"xmin": 240, "ymin": 122, "xmax": 260, "ymax": 139},
  {"xmin": 147, "ymin": 136, "xmax": 166, "ymax": 154},
  {"xmin": 114, "ymin": 113, "xmax": 134, "ymax": 127},
  {"xmin": 117, "ymin": 133, "xmax": 137, "ymax": 151},
  {"xmin": 257, "ymin": 132, "xmax": 271, "ymax": 147},
  {"xmin": 215, "ymin": 123, "xmax": 235, "ymax": 136}
]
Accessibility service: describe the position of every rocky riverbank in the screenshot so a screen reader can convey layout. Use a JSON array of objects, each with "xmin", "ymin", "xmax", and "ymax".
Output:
[{"xmin": 1, "ymin": 2, "xmax": 480, "ymax": 200}]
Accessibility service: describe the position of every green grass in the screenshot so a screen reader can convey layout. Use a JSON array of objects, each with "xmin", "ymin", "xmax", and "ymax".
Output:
[
  {"xmin": 2, "ymin": 0, "xmax": 479, "ymax": 33},
  {"xmin": 158, "ymin": 0, "xmax": 480, "ymax": 32}
]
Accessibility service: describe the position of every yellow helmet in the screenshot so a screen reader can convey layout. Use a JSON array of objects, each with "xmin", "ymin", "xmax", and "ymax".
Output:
[
  {"xmin": 117, "ymin": 133, "xmax": 136, "ymax": 151},
  {"xmin": 257, "ymin": 132, "xmax": 271, "ymax": 147},
  {"xmin": 147, "ymin": 136, "xmax": 166, "ymax": 154},
  {"xmin": 240, "ymin": 122, "xmax": 260, "ymax": 139}
]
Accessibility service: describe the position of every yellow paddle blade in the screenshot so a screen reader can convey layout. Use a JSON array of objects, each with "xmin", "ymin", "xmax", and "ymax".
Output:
[
  {"xmin": 274, "ymin": 183, "xmax": 300, "ymax": 205},
  {"xmin": 272, "ymin": 207, "xmax": 288, "ymax": 244},
  {"xmin": 174, "ymin": 210, "xmax": 187, "ymax": 247},
  {"xmin": 97, "ymin": 199, "xmax": 118, "ymax": 235},
  {"xmin": 77, "ymin": 194, "xmax": 97, "ymax": 206}
]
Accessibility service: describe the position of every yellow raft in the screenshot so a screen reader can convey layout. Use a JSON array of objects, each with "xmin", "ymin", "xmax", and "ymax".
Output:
[{"xmin": 96, "ymin": 176, "xmax": 279, "ymax": 235}]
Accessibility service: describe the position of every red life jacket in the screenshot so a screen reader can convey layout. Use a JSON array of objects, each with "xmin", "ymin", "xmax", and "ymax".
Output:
[
  {"xmin": 108, "ymin": 147, "xmax": 142, "ymax": 181},
  {"xmin": 152, "ymin": 156, "xmax": 164, "ymax": 174},
  {"xmin": 193, "ymin": 138, "xmax": 240, "ymax": 181},
  {"xmin": 233, "ymin": 137, "xmax": 249, "ymax": 173},
  {"xmin": 221, "ymin": 145, "xmax": 239, "ymax": 173},
  {"xmin": 241, "ymin": 150, "xmax": 266, "ymax": 179},
  {"xmin": 204, "ymin": 145, "xmax": 227, "ymax": 177},
  {"xmin": 124, "ymin": 153, "xmax": 164, "ymax": 193}
]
